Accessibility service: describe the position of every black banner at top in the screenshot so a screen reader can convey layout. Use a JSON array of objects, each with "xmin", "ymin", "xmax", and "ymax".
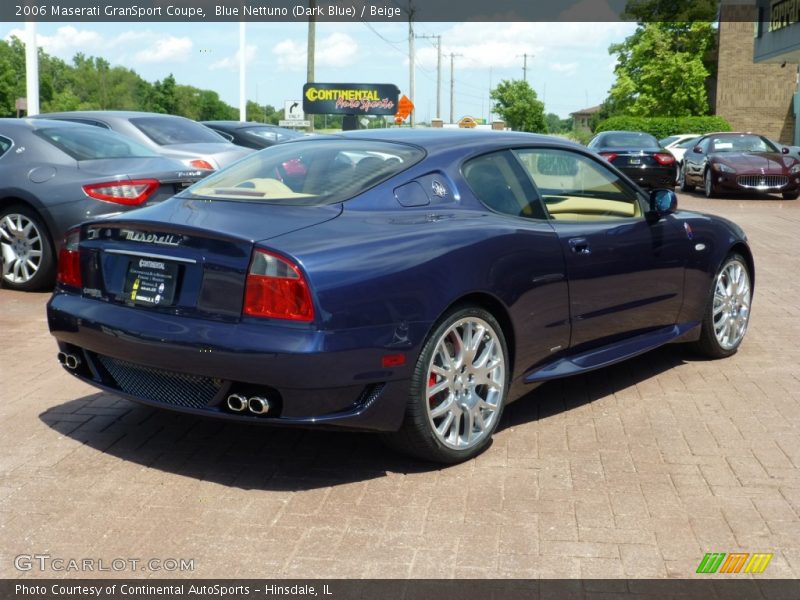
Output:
[{"xmin": 2, "ymin": 0, "xmax": 758, "ymax": 22}]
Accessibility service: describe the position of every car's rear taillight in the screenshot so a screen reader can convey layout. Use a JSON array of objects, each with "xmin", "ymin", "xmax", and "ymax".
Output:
[
  {"xmin": 243, "ymin": 249, "xmax": 314, "ymax": 322},
  {"xmin": 82, "ymin": 179, "xmax": 159, "ymax": 206},
  {"xmin": 57, "ymin": 228, "xmax": 81, "ymax": 288},
  {"xmin": 653, "ymin": 153, "xmax": 676, "ymax": 166},
  {"xmin": 599, "ymin": 152, "xmax": 618, "ymax": 162},
  {"xmin": 189, "ymin": 159, "xmax": 215, "ymax": 170}
]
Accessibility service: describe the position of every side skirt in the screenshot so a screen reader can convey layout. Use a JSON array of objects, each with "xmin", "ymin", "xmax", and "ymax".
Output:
[{"xmin": 523, "ymin": 322, "xmax": 700, "ymax": 384}]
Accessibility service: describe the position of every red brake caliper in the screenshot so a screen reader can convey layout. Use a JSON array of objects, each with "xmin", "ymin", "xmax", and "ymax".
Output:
[{"xmin": 428, "ymin": 373, "xmax": 436, "ymax": 402}]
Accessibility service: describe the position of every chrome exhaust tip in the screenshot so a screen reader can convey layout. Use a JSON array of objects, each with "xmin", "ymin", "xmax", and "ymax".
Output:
[
  {"xmin": 226, "ymin": 394, "xmax": 248, "ymax": 412},
  {"xmin": 62, "ymin": 354, "xmax": 81, "ymax": 370},
  {"xmin": 248, "ymin": 396, "xmax": 270, "ymax": 415},
  {"xmin": 57, "ymin": 352, "xmax": 67, "ymax": 366}
]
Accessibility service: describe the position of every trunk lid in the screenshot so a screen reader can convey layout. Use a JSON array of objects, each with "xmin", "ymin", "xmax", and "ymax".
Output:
[
  {"xmin": 78, "ymin": 198, "xmax": 342, "ymax": 320},
  {"xmin": 77, "ymin": 157, "xmax": 210, "ymax": 202}
]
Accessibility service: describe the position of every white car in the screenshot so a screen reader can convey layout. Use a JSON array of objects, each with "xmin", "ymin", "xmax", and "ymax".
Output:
[{"xmin": 659, "ymin": 134, "xmax": 701, "ymax": 183}]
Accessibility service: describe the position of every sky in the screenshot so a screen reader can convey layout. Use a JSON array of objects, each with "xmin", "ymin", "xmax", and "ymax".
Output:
[{"xmin": 0, "ymin": 20, "xmax": 637, "ymax": 121}]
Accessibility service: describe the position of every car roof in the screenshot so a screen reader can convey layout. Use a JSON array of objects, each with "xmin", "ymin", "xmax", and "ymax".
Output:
[
  {"xmin": 315, "ymin": 128, "xmax": 583, "ymax": 154},
  {"xmin": 0, "ymin": 118, "xmax": 103, "ymax": 132},
  {"xmin": 595, "ymin": 130, "xmax": 656, "ymax": 137},
  {"xmin": 36, "ymin": 111, "xmax": 192, "ymax": 121},
  {"xmin": 202, "ymin": 121, "xmax": 285, "ymax": 129}
]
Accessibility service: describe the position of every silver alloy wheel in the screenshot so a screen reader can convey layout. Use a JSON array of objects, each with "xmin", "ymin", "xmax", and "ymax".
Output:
[
  {"xmin": 712, "ymin": 258, "xmax": 751, "ymax": 350},
  {"xmin": 425, "ymin": 317, "xmax": 505, "ymax": 451},
  {"xmin": 0, "ymin": 213, "xmax": 44, "ymax": 284},
  {"xmin": 704, "ymin": 170, "xmax": 713, "ymax": 197}
]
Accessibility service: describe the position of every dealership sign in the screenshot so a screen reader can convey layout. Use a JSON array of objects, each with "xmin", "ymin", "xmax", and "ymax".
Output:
[{"xmin": 303, "ymin": 83, "xmax": 400, "ymax": 115}]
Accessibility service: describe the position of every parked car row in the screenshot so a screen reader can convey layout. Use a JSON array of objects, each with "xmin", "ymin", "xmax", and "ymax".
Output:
[
  {"xmin": 0, "ymin": 111, "xmax": 303, "ymax": 291},
  {"xmin": 588, "ymin": 129, "xmax": 800, "ymax": 200}
]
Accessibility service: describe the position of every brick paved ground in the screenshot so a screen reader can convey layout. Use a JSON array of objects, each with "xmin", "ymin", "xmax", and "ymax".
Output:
[{"xmin": 1, "ymin": 191, "xmax": 799, "ymax": 580}]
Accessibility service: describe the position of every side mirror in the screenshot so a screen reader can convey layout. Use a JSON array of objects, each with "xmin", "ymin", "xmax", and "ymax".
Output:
[
  {"xmin": 782, "ymin": 147, "xmax": 790, "ymax": 155},
  {"xmin": 693, "ymin": 146, "xmax": 703, "ymax": 154},
  {"xmin": 647, "ymin": 188, "xmax": 678, "ymax": 221}
]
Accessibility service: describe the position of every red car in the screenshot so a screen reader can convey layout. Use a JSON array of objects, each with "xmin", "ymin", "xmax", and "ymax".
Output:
[{"xmin": 680, "ymin": 132, "xmax": 800, "ymax": 199}]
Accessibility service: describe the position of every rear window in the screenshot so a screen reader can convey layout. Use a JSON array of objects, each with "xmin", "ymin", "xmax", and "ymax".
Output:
[
  {"xmin": 130, "ymin": 117, "xmax": 227, "ymax": 145},
  {"xmin": 676, "ymin": 136, "xmax": 700, "ymax": 149},
  {"xmin": 242, "ymin": 126, "xmax": 302, "ymax": 145},
  {"xmin": 596, "ymin": 132, "xmax": 660, "ymax": 149},
  {"xmin": 35, "ymin": 127, "xmax": 159, "ymax": 160},
  {"xmin": 180, "ymin": 139, "xmax": 424, "ymax": 205}
]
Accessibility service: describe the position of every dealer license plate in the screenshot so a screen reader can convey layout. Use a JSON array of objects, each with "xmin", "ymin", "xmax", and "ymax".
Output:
[{"xmin": 123, "ymin": 257, "xmax": 179, "ymax": 307}]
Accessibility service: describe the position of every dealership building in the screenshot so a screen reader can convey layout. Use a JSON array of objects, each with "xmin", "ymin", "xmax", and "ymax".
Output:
[{"xmin": 716, "ymin": 1, "xmax": 800, "ymax": 145}]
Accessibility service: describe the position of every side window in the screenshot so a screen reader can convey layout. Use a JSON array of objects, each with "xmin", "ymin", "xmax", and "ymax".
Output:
[
  {"xmin": 514, "ymin": 148, "xmax": 642, "ymax": 222},
  {"xmin": 463, "ymin": 151, "xmax": 547, "ymax": 219},
  {"xmin": 0, "ymin": 135, "xmax": 12, "ymax": 158}
]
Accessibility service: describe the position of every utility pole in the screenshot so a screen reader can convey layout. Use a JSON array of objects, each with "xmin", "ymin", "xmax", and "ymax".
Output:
[
  {"xmin": 239, "ymin": 21, "xmax": 246, "ymax": 121},
  {"xmin": 307, "ymin": 0, "xmax": 316, "ymax": 131},
  {"xmin": 449, "ymin": 52, "xmax": 463, "ymax": 124},
  {"xmin": 516, "ymin": 53, "xmax": 534, "ymax": 82},
  {"xmin": 417, "ymin": 34, "xmax": 441, "ymax": 120},
  {"xmin": 408, "ymin": 2, "xmax": 415, "ymax": 127}
]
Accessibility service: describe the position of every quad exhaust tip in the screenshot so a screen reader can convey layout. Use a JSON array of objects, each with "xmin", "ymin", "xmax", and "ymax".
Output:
[
  {"xmin": 226, "ymin": 394, "xmax": 271, "ymax": 415},
  {"xmin": 248, "ymin": 396, "xmax": 270, "ymax": 415},
  {"xmin": 57, "ymin": 352, "xmax": 81, "ymax": 370},
  {"xmin": 226, "ymin": 394, "xmax": 248, "ymax": 412}
]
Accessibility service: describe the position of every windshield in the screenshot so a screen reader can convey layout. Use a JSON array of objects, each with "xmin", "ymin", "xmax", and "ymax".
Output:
[
  {"xmin": 130, "ymin": 117, "xmax": 227, "ymax": 146},
  {"xmin": 676, "ymin": 137, "xmax": 700, "ymax": 149},
  {"xmin": 180, "ymin": 138, "xmax": 425, "ymax": 205},
  {"xmin": 710, "ymin": 135, "xmax": 778, "ymax": 153},
  {"xmin": 36, "ymin": 126, "xmax": 160, "ymax": 160}
]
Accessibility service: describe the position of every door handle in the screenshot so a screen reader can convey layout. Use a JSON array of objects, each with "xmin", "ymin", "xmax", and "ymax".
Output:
[{"xmin": 568, "ymin": 237, "xmax": 591, "ymax": 255}]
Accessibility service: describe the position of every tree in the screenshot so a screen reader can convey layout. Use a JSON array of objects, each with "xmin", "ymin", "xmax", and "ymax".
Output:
[
  {"xmin": 0, "ymin": 39, "xmax": 238, "ymax": 119},
  {"xmin": 490, "ymin": 79, "xmax": 546, "ymax": 133},
  {"xmin": 545, "ymin": 112, "xmax": 572, "ymax": 134},
  {"xmin": 607, "ymin": 22, "xmax": 715, "ymax": 117}
]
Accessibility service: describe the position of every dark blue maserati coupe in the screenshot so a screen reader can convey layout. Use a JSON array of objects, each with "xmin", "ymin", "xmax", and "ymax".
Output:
[{"xmin": 47, "ymin": 130, "xmax": 754, "ymax": 463}]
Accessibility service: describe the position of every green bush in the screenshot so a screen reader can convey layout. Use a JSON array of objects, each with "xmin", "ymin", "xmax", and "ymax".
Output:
[{"xmin": 593, "ymin": 116, "xmax": 732, "ymax": 140}]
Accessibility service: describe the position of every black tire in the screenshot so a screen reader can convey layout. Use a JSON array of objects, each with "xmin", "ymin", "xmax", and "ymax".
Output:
[
  {"xmin": 679, "ymin": 163, "xmax": 695, "ymax": 192},
  {"xmin": 782, "ymin": 191, "xmax": 799, "ymax": 200},
  {"xmin": 0, "ymin": 204, "xmax": 56, "ymax": 292},
  {"xmin": 690, "ymin": 253, "xmax": 752, "ymax": 359},
  {"xmin": 703, "ymin": 169, "xmax": 716, "ymax": 198},
  {"xmin": 383, "ymin": 306, "xmax": 510, "ymax": 463}
]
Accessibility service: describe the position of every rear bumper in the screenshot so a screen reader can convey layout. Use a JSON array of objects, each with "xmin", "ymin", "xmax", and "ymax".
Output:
[
  {"xmin": 48, "ymin": 292, "xmax": 425, "ymax": 431},
  {"xmin": 619, "ymin": 166, "xmax": 676, "ymax": 189}
]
